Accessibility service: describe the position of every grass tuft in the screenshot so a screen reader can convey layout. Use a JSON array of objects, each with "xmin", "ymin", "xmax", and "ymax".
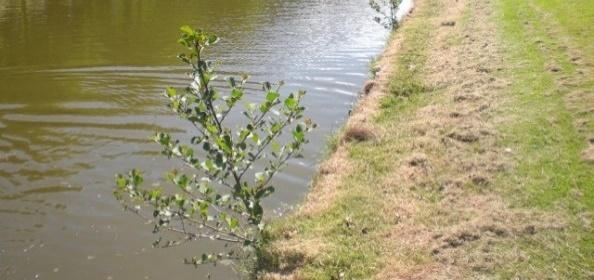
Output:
[{"xmin": 342, "ymin": 125, "xmax": 375, "ymax": 143}]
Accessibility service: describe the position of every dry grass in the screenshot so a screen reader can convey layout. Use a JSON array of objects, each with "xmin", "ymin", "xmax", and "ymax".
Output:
[
  {"xmin": 297, "ymin": 146, "xmax": 351, "ymax": 216},
  {"xmin": 342, "ymin": 125, "xmax": 376, "ymax": 143},
  {"xmin": 260, "ymin": 238, "xmax": 328, "ymax": 280}
]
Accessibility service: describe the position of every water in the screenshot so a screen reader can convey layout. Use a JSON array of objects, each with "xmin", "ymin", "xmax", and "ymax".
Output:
[
  {"xmin": 0, "ymin": 0, "xmax": 388, "ymax": 278},
  {"xmin": 397, "ymin": 0, "xmax": 415, "ymax": 22}
]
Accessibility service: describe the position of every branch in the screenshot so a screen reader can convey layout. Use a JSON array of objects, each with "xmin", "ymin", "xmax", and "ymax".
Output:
[{"xmin": 124, "ymin": 205, "xmax": 245, "ymax": 243}]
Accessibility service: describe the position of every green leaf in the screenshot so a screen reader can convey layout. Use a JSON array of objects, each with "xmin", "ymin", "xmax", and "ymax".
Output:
[
  {"xmin": 271, "ymin": 141, "xmax": 281, "ymax": 155},
  {"xmin": 226, "ymin": 216, "xmax": 239, "ymax": 230},
  {"xmin": 255, "ymin": 172, "xmax": 265, "ymax": 183},
  {"xmin": 207, "ymin": 35, "xmax": 219, "ymax": 45},
  {"xmin": 154, "ymin": 132, "xmax": 171, "ymax": 146},
  {"xmin": 206, "ymin": 124, "xmax": 218, "ymax": 134},
  {"xmin": 201, "ymin": 159, "xmax": 215, "ymax": 172},
  {"xmin": 252, "ymin": 203, "xmax": 263, "ymax": 220},
  {"xmin": 149, "ymin": 189, "xmax": 162, "ymax": 200},
  {"xmin": 180, "ymin": 25, "xmax": 195, "ymax": 36},
  {"xmin": 251, "ymin": 132, "xmax": 261, "ymax": 145},
  {"xmin": 130, "ymin": 169, "xmax": 144, "ymax": 186},
  {"xmin": 259, "ymin": 103, "xmax": 271, "ymax": 113},
  {"xmin": 215, "ymin": 134, "xmax": 233, "ymax": 155},
  {"xmin": 284, "ymin": 95, "xmax": 297, "ymax": 109},
  {"xmin": 293, "ymin": 129, "xmax": 305, "ymax": 142},
  {"xmin": 231, "ymin": 88, "xmax": 243, "ymax": 100},
  {"xmin": 271, "ymin": 122, "xmax": 283, "ymax": 134},
  {"xmin": 173, "ymin": 174, "xmax": 189, "ymax": 189},
  {"xmin": 256, "ymin": 186, "xmax": 275, "ymax": 199},
  {"xmin": 198, "ymin": 202, "xmax": 209, "ymax": 219},
  {"xmin": 266, "ymin": 91, "xmax": 280, "ymax": 102},
  {"xmin": 177, "ymin": 38, "xmax": 188, "ymax": 46},
  {"xmin": 165, "ymin": 87, "xmax": 177, "ymax": 97},
  {"xmin": 115, "ymin": 174, "xmax": 127, "ymax": 189}
]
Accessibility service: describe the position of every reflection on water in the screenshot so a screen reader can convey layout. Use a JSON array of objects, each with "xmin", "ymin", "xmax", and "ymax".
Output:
[{"xmin": 0, "ymin": 0, "xmax": 387, "ymax": 278}]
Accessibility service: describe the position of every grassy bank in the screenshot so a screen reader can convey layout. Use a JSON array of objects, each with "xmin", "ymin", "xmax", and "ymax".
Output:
[{"xmin": 263, "ymin": 0, "xmax": 594, "ymax": 278}]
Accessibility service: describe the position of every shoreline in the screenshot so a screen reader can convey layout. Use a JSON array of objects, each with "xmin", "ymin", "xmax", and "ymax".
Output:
[
  {"xmin": 261, "ymin": 1, "xmax": 431, "ymax": 277},
  {"xmin": 262, "ymin": 0, "xmax": 594, "ymax": 278}
]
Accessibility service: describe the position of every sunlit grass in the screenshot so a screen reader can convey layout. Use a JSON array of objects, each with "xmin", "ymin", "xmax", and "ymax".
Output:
[{"xmin": 494, "ymin": 0, "xmax": 594, "ymax": 277}]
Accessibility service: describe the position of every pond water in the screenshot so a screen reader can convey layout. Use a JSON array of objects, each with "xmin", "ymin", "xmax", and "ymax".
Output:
[{"xmin": 0, "ymin": 0, "xmax": 388, "ymax": 278}]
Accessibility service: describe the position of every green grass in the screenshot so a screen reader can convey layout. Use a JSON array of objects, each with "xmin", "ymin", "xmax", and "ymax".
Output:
[
  {"xmin": 531, "ymin": 0, "xmax": 594, "ymax": 55},
  {"xmin": 493, "ymin": 0, "xmax": 594, "ymax": 277}
]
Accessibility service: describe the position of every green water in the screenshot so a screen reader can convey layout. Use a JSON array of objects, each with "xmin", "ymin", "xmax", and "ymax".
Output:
[{"xmin": 0, "ymin": 0, "xmax": 386, "ymax": 278}]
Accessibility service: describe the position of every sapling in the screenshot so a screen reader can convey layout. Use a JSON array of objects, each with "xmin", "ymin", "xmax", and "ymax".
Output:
[{"xmin": 114, "ymin": 25, "xmax": 314, "ymax": 271}]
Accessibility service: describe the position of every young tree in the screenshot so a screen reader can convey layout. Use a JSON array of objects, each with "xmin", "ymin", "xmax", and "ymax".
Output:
[
  {"xmin": 369, "ymin": 0, "xmax": 402, "ymax": 30},
  {"xmin": 114, "ymin": 26, "xmax": 314, "ymax": 270}
]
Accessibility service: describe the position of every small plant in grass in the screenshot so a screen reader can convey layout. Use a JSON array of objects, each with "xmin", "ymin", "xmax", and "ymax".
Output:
[
  {"xmin": 114, "ymin": 26, "xmax": 314, "ymax": 273},
  {"xmin": 369, "ymin": 0, "xmax": 402, "ymax": 30},
  {"xmin": 369, "ymin": 56, "xmax": 381, "ymax": 78}
]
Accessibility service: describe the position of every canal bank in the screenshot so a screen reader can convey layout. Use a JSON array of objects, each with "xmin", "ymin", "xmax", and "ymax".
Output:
[{"xmin": 263, "ymin": 0, "xmax": 594, "ymax": 278}]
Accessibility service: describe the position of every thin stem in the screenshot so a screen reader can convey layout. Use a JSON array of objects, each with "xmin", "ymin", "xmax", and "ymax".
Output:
[{"xmin": 125, "ymin": 206, "xmax": 243, "ymax": 243}]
